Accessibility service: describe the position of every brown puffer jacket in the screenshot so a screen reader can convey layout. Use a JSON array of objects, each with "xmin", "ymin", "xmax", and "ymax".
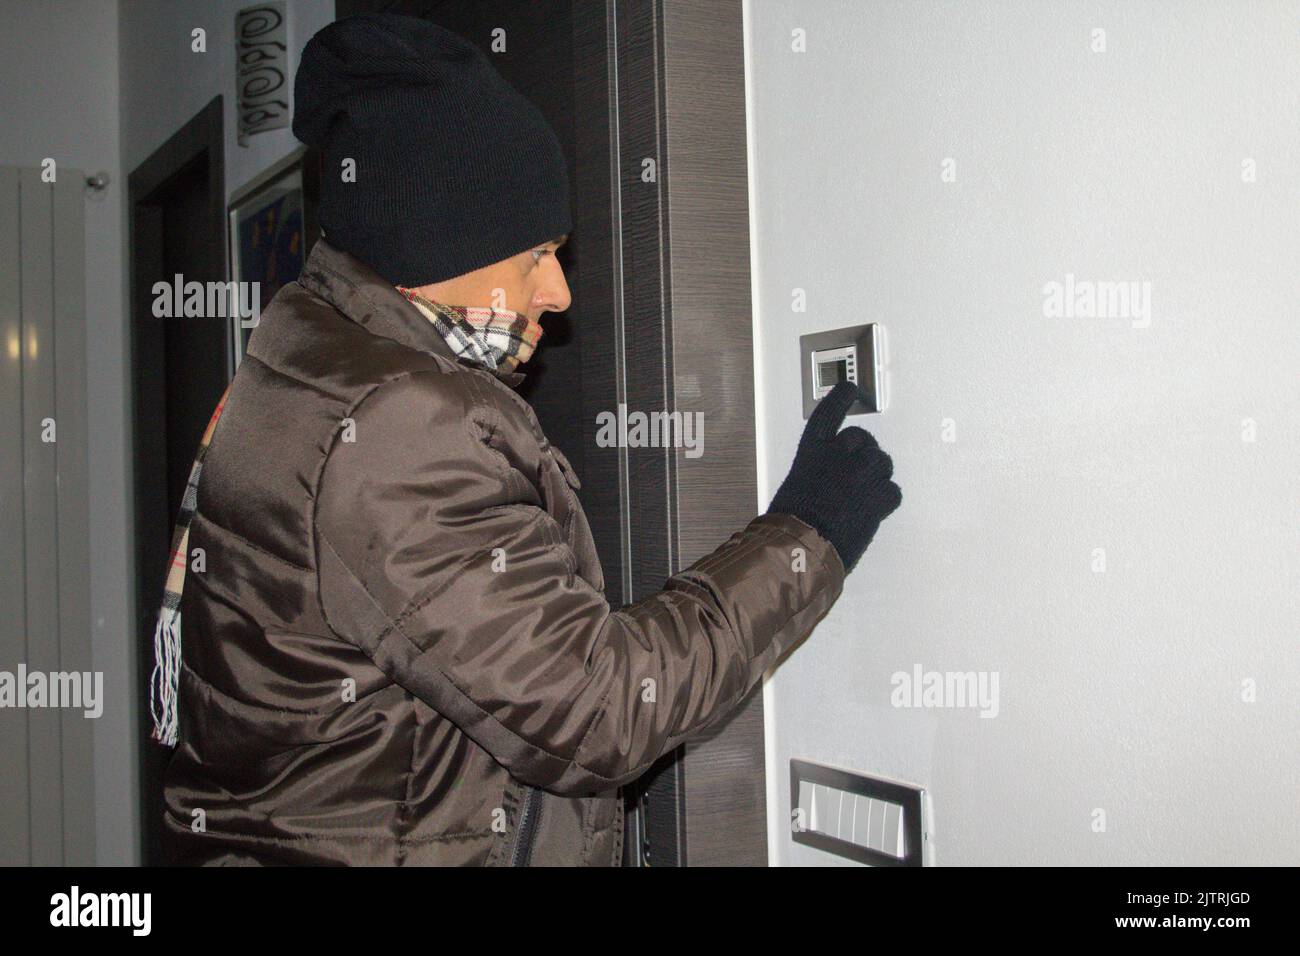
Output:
[{"xmin": 161, "ymin": 237, "xmax": 846, "ymax": 865}]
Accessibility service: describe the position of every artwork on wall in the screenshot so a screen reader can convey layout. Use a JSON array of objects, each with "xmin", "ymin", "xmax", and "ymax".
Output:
[{"xmin": 226, "ymin": 146, "xmax": 320, "ymax": 370}]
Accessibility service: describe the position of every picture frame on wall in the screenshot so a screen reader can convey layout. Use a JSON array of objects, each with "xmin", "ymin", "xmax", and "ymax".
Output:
[{"xmin": 226, "ymin": 145, "xmax": 321, "ymax": 372}]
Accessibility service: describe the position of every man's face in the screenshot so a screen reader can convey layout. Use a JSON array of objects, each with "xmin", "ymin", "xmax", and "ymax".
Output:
[{"xmin": 411, "ymin": 235, "xmax": 571, "ymax": 326}]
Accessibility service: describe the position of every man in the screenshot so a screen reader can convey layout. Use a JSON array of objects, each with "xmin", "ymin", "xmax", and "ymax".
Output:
[{"xmin": 155, "ymin": 13, "xmax": 901, "ymax": 866}]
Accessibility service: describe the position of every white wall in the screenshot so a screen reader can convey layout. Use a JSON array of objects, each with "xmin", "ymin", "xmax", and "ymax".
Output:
[{"xmin": 746, "ymin": 0, "xmax": 1299, "ymax": 865}]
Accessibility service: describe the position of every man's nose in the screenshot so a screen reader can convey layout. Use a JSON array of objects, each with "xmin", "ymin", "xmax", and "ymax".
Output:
[{"xmin": 534, "ymin": 258, "xmax": 572, "ymax": 314}]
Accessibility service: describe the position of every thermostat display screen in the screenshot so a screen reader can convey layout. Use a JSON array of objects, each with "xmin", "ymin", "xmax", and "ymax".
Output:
[{"xmin": 812, "ymin": 345, "xmax": 858, "ymax": 399}]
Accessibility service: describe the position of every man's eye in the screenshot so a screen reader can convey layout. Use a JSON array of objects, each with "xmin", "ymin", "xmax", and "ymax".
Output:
[{"xmin": 531, "ymin": 249, "xmax": 548, "ymax": 262}]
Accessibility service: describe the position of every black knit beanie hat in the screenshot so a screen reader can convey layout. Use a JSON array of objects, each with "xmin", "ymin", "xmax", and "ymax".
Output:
[{"xmin": 292, "ymin": 13, "xmax": 572, "ymax": 287}]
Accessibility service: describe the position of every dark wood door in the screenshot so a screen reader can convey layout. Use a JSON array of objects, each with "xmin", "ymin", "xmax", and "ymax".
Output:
[
  {"xmin": 338, "ymin": 0, "xmax": 765, "ymax": 867},
  {"xmin": 341, "ymin": 0, "xmax": 647, "ymax": 856}
]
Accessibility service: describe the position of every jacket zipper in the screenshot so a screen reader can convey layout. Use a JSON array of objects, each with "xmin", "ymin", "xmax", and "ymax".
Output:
[{"xmin": 510, "ymin": 785, "xmax": 542, "ymax": 866}]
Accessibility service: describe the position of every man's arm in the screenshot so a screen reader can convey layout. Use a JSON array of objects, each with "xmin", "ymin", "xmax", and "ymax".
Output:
[{"xmin": 313, "ymin": 368, "xmax": 844, "ymax": 796}]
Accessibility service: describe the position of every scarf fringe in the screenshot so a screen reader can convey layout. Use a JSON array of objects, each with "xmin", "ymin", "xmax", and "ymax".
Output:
[
  {"xmin": 150, "ymin": 606, "xmax": 181, "ymax": 747},
  {"xmin": 147, "ymin": 385, "xmax": 228, "ymax": 749}
]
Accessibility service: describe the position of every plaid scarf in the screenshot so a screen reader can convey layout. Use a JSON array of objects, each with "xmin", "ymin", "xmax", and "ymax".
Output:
[
  {"xmin": 396, "ymin": 286, "xmax": 543, "ymax": 374},
  {"xmin": 149, "ymin": 386, "xmax": 229, "ymax": 746},
  {"xmin": 149, "ymin": 292, "xmax": 540, "ymax": 747}
]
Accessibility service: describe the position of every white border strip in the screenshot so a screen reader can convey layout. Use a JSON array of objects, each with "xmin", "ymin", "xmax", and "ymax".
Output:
[{"xmin": 739, "ymin": 0, "xmax": 782, "ymax": 869}]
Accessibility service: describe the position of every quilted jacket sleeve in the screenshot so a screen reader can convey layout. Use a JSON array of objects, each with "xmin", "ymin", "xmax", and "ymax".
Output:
[{"xmin": 314, "ymin": 368, "xmax": 845, "ymax": 796}]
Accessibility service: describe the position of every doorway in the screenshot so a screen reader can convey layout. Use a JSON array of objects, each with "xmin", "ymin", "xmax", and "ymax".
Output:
[{"xmin": 127, "ymin": 95, "xmax": 227, "ymax": 866}]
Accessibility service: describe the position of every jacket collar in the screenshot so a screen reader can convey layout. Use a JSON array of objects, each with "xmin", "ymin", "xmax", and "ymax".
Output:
[{"xmin": 297, "ymin": 237, "xmax": 527, "ymax": 389}]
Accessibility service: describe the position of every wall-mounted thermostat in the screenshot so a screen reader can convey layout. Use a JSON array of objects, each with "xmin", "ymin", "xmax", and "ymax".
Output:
[{"xmin": 799, "ymin": 323, "xmax": 884, "ymax": 419}]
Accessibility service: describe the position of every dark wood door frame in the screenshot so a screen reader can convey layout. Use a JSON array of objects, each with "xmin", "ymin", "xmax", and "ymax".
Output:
[
  {"xmin": 611, "ymin": 0, "xmax": 765, "ymax": 867},
  {"xmin": 127, "ymin": 95, "xmax": 227, "ymax": 865}
]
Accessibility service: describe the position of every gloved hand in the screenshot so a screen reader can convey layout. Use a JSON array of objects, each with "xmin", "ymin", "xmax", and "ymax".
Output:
[{"xmin": 766, "ymin": 380, "xmax": 902, "ymax": 573}]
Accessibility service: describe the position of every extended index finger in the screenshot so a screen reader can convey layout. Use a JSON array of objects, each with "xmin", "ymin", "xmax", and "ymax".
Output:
[{"xmin": 803, "ymin": 379, "xmax": 862, "ymax": 444}]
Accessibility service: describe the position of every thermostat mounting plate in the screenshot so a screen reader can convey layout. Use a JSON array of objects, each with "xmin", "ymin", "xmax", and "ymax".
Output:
[{"xmin": 799, "ymin": 323, "xmax": 883, "ymax": 419}]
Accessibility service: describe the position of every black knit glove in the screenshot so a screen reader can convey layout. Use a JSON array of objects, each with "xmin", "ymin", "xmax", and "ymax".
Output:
[{"xmin": 766, "ymin": 380, "xmax": 902, "ymax": 573}]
